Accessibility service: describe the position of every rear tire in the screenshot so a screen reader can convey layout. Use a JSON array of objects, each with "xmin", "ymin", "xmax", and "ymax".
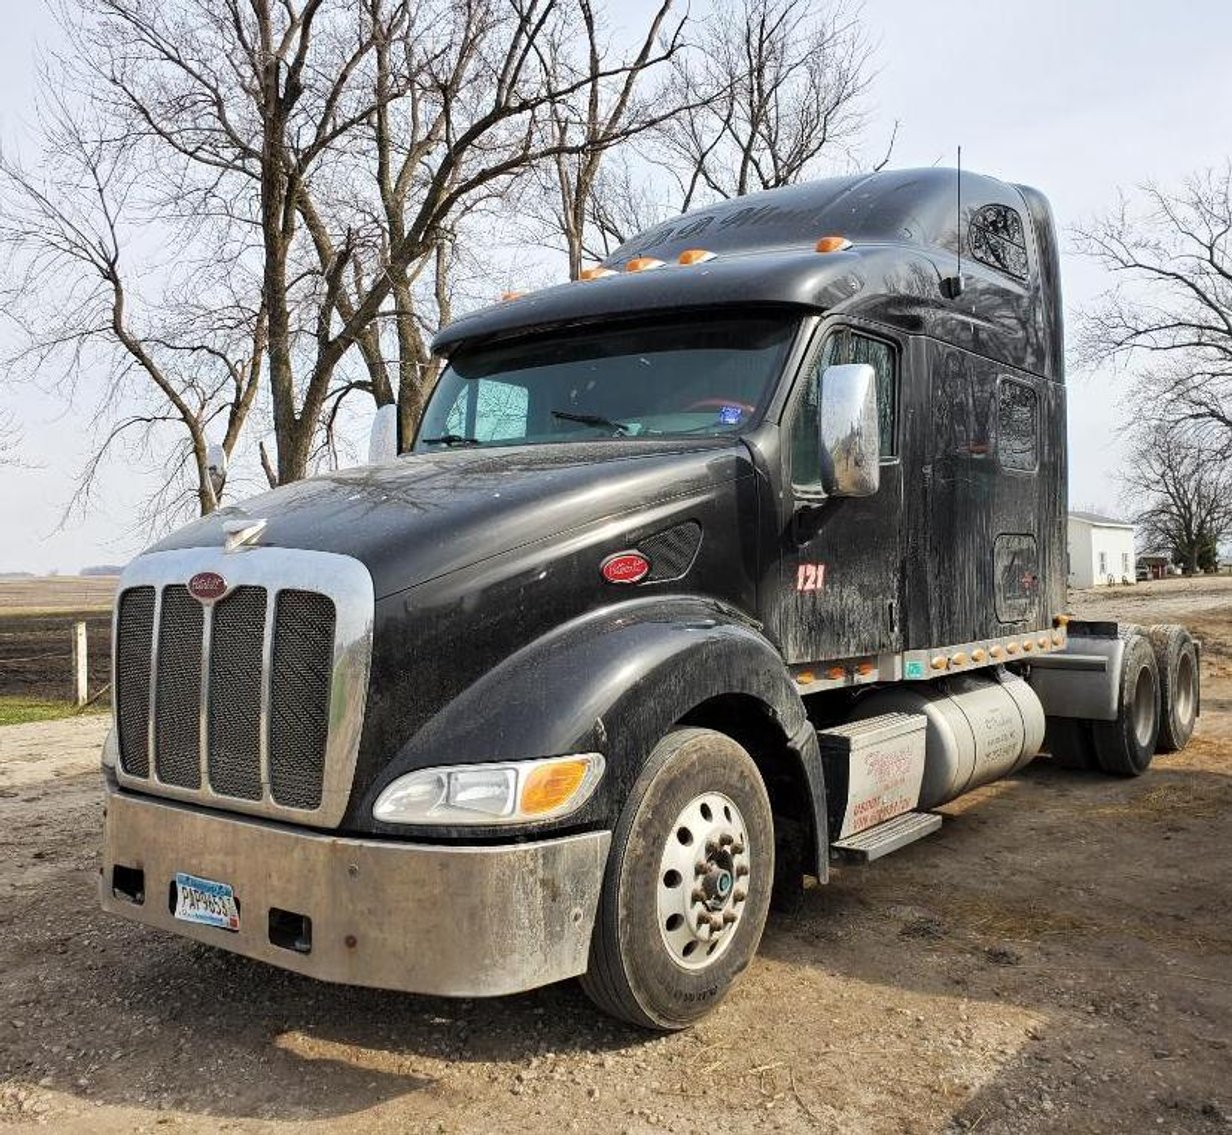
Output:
[
  {"xmin": 580, "ymin": 727, "xmax": 774, "ymax": 1031},
  {"xmin": 1148, "ymin": 625, "xmax": 1198, "ymax": 753},
  {"xmin": 1091, "ymin": 632, "xmax": 1160, "ymax": 777},
  {"xmin": 1045, "ymin": 717, "xmax": 1097, "ymax": 770}
]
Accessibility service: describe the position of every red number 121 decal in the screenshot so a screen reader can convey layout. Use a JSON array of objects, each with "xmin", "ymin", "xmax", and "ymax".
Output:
[{"xmin": 796, "ymin": 563, "xmax": 825, "ymax": 592}]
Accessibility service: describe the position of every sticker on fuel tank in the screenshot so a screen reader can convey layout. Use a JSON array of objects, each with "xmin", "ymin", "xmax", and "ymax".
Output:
[{"xmin": 796, "ymin": 563, "xmax": 825, "ymax": 592}]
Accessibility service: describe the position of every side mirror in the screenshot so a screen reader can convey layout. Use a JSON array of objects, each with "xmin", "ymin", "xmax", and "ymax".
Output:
[
  {"xmin": 368, "ymin": 403, "xmax": 399, "ymax": 465},
  {"xmin": 818, "ymin": 363, "xmax": 880, "ymax": 497}
]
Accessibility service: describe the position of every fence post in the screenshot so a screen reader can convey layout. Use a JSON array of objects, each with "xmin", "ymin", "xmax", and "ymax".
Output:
[{"xmin": 71, "ymin": 621, "xmax": 88, "ymax": 707}]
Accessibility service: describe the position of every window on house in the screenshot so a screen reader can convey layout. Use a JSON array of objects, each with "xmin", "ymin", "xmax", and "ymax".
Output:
[
  {"xmin": 969, "ymin": 203, "xmax": 1029, "ymax": 280},
  {"xmin": 1122, "ymin": 552, "xmax": 1130, "ymax": 575},
  {"xmin": 1099, "ymin": 551, "xmax": 1107, "ymax": 576},
  {"xmin": 791, "ymin": 329, "xmax": 897, "ymax": 489}
]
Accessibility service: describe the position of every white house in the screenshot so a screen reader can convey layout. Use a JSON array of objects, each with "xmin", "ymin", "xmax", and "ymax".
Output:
[{"xmin": 1067, "ymin": 511, "xmax": 1137, "ymax": 588}]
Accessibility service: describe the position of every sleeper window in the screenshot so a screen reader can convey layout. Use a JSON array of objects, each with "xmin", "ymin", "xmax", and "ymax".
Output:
[
  {"xmin": 968, "ymin": 204, "xmax": 1029, "ymax": 280},
  {"xmin": 791, "ymin": 330, "xmax": 896, "ymax": 490},
  {"xmin": 997, "ymin": 377, "xmax": 1038, "ymax": 472}
]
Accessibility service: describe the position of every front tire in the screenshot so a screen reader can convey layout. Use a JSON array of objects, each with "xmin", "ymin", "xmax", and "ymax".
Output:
[{"xmin": 580, "ymin": 727, "xmax": 774, "ymax": 1031}]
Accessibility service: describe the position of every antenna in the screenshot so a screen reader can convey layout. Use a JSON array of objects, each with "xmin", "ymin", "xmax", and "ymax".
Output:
[
  {"xmin": 941, "ymin": 145, "xmax": 966, "ymax": 299},
  {"xmin": 956, "ymin": 145, "xmax": 962, "ymax": 280}
]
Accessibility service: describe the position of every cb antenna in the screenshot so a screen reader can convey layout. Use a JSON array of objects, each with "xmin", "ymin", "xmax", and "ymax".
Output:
[{"xmin": 942, "ymin": 145, "xmax": 966, "ymax": 299}]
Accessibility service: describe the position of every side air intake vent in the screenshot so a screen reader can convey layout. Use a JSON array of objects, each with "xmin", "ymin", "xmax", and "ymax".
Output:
[{"xmin": 642, "ymin": 522, "xmax": 703, "ymax": 582}]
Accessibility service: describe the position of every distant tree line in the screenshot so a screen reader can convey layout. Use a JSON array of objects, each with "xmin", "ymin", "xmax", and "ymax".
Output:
[
  {"xmin": 0, "ymin": 0, "xmax": 882, "ymax": 522},
  {"xmin": 1076, "ymin": 166, "xmax": 1232, "ymax": 571}
]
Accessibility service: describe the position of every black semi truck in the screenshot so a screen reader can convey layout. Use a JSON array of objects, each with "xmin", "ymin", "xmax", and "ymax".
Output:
[{"xmin": 100, "ymin": 168, "xmax": 1200, "ymax": 1030}]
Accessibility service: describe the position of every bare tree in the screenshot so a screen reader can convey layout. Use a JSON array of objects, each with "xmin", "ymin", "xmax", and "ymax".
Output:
[
  {"xmin": 0, "ymin": 96, "xmax": 265, "ymax": 520},
  {"xmin": 1120, "ymin": 421, "xmax": 1232, "ymax": 574},
  {"xmin": 1074, "ymin": 166, "xmax": 1232, "ymax": 455},
  {"xmin": 531, "ymin": 0, "xmax": 684, "ymax": 278},
  {"xmin": 656, "ymin": 0, "xmax": 876, "ymax": 211},
  {"xmin": 69, "ymin": 0, "xmax": 708, "ymax": 476}
]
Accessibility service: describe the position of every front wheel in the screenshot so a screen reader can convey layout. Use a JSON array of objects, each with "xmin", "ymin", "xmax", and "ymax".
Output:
[{"xmin": 580, "ymin": 727, "xmax": 774, "ymax": 1030}]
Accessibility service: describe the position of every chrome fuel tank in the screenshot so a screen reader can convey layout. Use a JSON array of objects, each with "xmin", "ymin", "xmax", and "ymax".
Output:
[{"xmin": 850, "ymin": 669, "xmax": 1045, "ymax": 809}]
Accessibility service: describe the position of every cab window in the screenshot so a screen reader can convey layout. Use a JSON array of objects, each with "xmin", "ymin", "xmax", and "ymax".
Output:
[{"xmin": 790, "ymin": 329, "xmax": 897, "ymax": 489}]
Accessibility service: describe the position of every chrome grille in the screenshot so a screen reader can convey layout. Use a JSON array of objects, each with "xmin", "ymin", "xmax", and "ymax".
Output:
[
  {"xmin": 270, "ymin": 590, "xmax": 336, "ymax": 809},
  {"xmin": 111, "ymin": 548, "xmax": 373, "ymax": 828},
  {"xmin": 115, "ymin": 587, "xmax": 155, "ymax": 778},
  {"xmin": 155, "ymin": 586, "xmax": 204, "ymax": 788},
  {"xmin": 207, "ymin": 585, "xmax": 267, "ymax": 800}
]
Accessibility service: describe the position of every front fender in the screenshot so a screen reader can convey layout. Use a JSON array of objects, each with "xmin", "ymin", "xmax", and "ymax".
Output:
[{"xmin": 353, "ymin": 597, "xmax": 822, "ymax": 850}]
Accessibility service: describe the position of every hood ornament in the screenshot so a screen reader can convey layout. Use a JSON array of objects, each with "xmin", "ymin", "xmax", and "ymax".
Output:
[{"xmin": 223, "ymin": 517, "xmax": 268, "ymax": 553}]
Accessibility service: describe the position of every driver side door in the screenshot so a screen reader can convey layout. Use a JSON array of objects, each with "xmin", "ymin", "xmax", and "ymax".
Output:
[{"xmin": 775, "ymin": 325, "xmax": 905, "ymax": 665}]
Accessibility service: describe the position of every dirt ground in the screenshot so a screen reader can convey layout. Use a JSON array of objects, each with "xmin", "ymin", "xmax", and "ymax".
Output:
[{"xmin": 1, "ymin": 578, "xmax": 1229, "ymax": 1134}]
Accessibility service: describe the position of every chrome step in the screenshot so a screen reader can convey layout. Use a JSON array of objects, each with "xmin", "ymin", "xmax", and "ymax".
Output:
[{"xmin": 831, "ymin": 811, "xmax": 942, "ymax": 864}]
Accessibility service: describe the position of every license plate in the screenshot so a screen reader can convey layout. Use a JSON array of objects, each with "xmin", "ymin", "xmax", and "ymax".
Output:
[{"xmin": 174, "ymin": 872, "xmax": 240, "ymax": 931}]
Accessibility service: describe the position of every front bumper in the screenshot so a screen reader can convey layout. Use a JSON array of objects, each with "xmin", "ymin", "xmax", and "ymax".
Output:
[{"xmin": 99, "ymin": 780, "xmax": 611, "ymax": 998}]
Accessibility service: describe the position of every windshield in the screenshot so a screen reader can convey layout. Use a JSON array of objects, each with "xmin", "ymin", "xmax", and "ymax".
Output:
[{"xmin": 414, "ymin": 315, "xmax": 798, "ymax": 450}]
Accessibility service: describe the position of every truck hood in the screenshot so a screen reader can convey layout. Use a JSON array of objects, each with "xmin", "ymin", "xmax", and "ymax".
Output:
[{"xmin": 149, "ymin": 439, "xmax": 751, "ymax": 598}]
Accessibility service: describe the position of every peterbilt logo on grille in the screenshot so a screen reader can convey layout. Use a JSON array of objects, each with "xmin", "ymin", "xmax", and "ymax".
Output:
[{"xmin": 187, "ymin": 571, "xmax": 228, "ymax": 603}]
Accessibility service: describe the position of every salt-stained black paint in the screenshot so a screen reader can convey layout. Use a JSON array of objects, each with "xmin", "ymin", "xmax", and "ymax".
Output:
[{"xmin": 145, "ymin": 168, "xmax": 1066, "ymax": 871}]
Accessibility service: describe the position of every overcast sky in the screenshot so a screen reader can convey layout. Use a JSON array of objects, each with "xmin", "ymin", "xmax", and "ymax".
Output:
[{"xmin": 2, "ymin": 0, "xmax": 1231, "ymax": 573}]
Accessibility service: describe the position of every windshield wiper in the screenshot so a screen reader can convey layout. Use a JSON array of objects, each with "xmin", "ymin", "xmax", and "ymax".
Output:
[
  {"xmin": 421, "ymin": 433, "xmax": 480, "ymax": 447},
  {"xmin": 551, "ymin": 409, "xmax": 629, "ymax": 434}
]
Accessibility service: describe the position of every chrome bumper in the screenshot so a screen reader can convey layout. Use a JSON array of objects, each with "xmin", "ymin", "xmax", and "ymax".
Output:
[{"xmin": 99, "ymin": 781, "xmax": 611, "ymax": 998}]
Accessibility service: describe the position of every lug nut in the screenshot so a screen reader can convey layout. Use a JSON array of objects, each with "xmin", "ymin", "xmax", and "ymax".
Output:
[
  {"xmin": 705, "ymin": 839, "xmax": 718, "ymax": 854},
  {"xmin": 719, "ymin": 832, "xmax": 735, "ymax": 847},
  {"xmin": 736, "ymin": 864, "xmax": 750, "ymax": 878},
  {"xmin": 695, "ymin": 860, "xmax": 708, "ymax": 875},
  {"xmin": 691, "ymin": 887, "xmax": 706, "ymax": 904},
  {"xmin": 733, "ymin": 888, "xmax": 747, "ymax": 904},
  {"xmin": 731, "ymin": 841, "xmax": 745, "ymax": 855},
  {"xmin": 722, "ymin": 910, "xmax": 737, "ymax": 924},
  {"xmin": 708, "ymin": 914, "xmax": 724, "ymax": 931}
]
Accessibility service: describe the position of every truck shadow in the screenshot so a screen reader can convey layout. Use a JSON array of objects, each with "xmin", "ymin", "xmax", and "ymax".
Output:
[{"xmin": 4, "ymin": 750, "xmax": 1230, "ymax": 1127}]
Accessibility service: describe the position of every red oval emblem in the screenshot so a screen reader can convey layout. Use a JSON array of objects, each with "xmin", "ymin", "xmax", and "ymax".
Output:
[
  {"xmin": 187, "ymin": 571, "xmax": 227, "ymax": 603},
  {"xmin": 601, "ymin": 551, "xmax": 650, "ymax": 585}
]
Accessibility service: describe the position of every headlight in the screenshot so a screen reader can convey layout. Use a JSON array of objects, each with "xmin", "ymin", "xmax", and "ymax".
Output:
[{"xmin": 372, "ymin": 753, "xmax": 605, "ymax": 826}]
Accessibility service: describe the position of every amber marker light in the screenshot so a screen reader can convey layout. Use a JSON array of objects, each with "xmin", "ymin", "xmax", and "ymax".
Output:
[
  {"xmin": 796, "ymin": 671, "xmax": 815, "ymax": 685},
  {"xmin": 1005, "ymin": 642, "xmax": 1020, "ymax": 655},
  {"xmin": 990, "ymin": 645, "xmax": 1004, "ymax": 659},
  {"xmin": 677, "ymin": 248, "xmax": 716, "ymax": 265},
  {"xmin": 951, "ymin": 652, "xmax": 968, "ymax": 666},
  {"xmin": 827, "ymin": 665, "xmax": 847, "ymax": 681},
  {"xmin": 500, "ymin": 291, "xmax": 525, "ymax": 302},
  {"xmin": 579, "ymin": 266, "xmax": 616, "ymax": 281},
  {"xmin": 856, "ymin": 660, "xmax": 875, "ymax": 676},
  {"xmin": 1038, "ymin": 636, "xmax": 1049, "ymax": 649},
  {"xmin": 930, "ymin": 656, "xmax": 947, "ymax": 670},
  {"xmin": 972, "ymin": 648, "xmax": 987, "ymax": 663},
  {"xmin": 625, "ymin": 256, "xmax": 664, "ymax": 272},
  {"xmin": 1052, "ymin": 633, "xmax": 1064, "ymax": 646},
  {"xmin": 815, "ymin": 235, "xmax": 852, "ymax": 253}
]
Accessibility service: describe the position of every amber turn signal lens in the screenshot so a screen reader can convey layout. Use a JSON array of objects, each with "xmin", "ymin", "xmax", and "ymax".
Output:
[
  {"xmin": 815, "ymin": 235, "xmax": 852, "ymax": 253},
  {"xmin": 579, "ymin": 266, "xmax": 616, "ymax": 281},
  {"xmin": 500, "ymin": 291, "xmax": 525, "ymax": 301},
  {"xmin": 520, "ymin": 759, "xmax": 590, "ymax": 816},
  {"xmin": 625, "ymin": 256, "xmax": 664, "ymax": 272}
]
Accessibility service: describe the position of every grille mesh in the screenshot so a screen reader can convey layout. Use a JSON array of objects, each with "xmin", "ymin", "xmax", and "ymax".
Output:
[
  {"xmin": 269, "ymin": 590, "xmax": 336, "ymax": 809},
  {"xmin": 642, "ymin": 522, "xmax": 703, "ymax": 581},
  {"xmin": 115, "ymin": 587, "xmax": 155, "ymax": 777},
  {"xmin": 154, "ymin": 586, "xmax": 203, "ymax": 788},
  {"xmin": 207, "ymin": 586, "xmax": 267, "ymax": 800}
]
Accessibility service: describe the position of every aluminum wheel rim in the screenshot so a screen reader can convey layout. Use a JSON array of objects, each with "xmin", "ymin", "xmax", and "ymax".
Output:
[
  {"xmin": 657, "ymin": 791, "xmax": 751, "ymax": 971},
  {"xmin": 1174, "ymin": 651, "xmax": 1196, "ymax": 727},
  {"xmin": 1132, "ymin": 665, "xmax": 1156, "ymax": 748}
]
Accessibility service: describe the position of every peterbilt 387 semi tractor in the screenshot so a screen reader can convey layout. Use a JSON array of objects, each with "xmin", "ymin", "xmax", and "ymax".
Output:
[{"xmin": 100, "ymin": 168, "xmax": 1200, "ymax": 1030}]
